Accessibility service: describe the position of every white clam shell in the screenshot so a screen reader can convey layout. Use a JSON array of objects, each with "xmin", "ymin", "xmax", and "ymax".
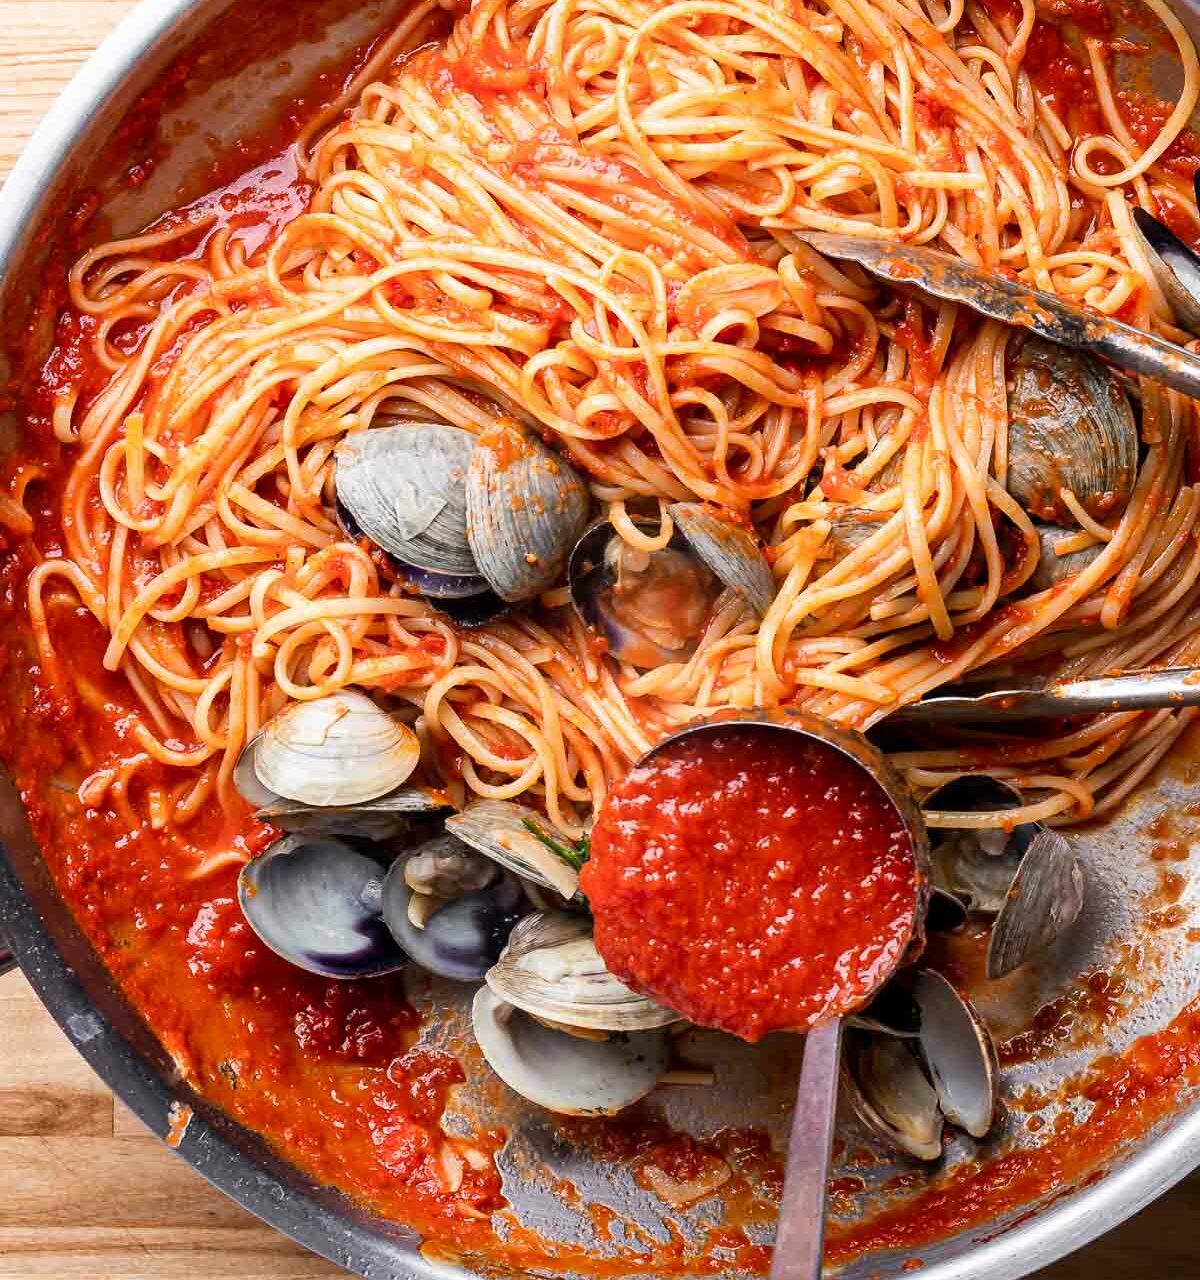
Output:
[
  {"xmin": 914, "ymin": 970, "xmax": 998, "ymax": 1140},
  {"xmin": 472, "ymin": 986, "xmax": 669, "ymax": 1116},
  {"xmin": 486, "ymin": 911, "xmax": 677, "ymax": 1032},
  {"xmin": 251, "ymin": 691, "xmax": 420, "ymax": 807},
  {"xmin": 445, "ymin": 800, "xmax": 581, "ymax": 899}
]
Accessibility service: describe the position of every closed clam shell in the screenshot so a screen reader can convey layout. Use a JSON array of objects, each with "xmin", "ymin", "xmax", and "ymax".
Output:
[
  {"xmin": 445, "ymin": 800, "xmax": 581, "ymax": 900},
  {"xmin": 252, "ymin": 691, "xmax": 420, "ymax": 807},
  {"xmin": 465, "ymin": 422, "xmax": 590, "ymax": 602},
  {"xmin": 486, "ymin": 911, "xmax": 678, "ymax": 1032},
  {"xmin": 1005, "ymin": 338, "xmax": 1137, "ymax": 525},
  {"xmin": 335, "ymin": 423, "xmax": 478, "ymax": 575},
  {"xmin": 472, "ymin": 986, "xmax": 669, "ymax": 1116},
  {"xmin": 668, "ymin": 502, "xmax": 776, "ymax": 616}
]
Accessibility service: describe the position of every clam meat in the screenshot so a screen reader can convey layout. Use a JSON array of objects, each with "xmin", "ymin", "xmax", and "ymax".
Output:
[{"xmin": 568, "ymin": 510, "xmax": 775, "ymax": 667}]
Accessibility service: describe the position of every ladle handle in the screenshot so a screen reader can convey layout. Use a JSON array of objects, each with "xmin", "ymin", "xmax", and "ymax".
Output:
[
  {"xmin": 770, "ymin": 1015, "xmax": 843, "ymax": 1280},
  {"xmin": 893, "ymin": 667, "xmax": 1200, "ymax": 725}
]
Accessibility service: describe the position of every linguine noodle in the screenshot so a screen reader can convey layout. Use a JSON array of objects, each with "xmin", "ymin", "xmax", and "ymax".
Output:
[{"xmin": 15, "ymin": 0, "xmax": 1200, "ymax": 854}]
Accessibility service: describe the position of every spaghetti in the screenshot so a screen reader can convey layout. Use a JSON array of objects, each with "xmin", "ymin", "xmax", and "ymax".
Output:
[{"xmin": 13, "ymin": 0, "xmax": 1200, "ymax": 854}]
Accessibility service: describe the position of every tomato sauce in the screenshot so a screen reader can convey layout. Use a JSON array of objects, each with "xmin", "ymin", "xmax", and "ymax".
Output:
[{"xmin": 582, "ymin": 728, "xmax": 920, "ymax": 1041}]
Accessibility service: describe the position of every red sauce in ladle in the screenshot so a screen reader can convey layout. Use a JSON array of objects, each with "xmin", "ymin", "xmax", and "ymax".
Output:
[{"xmin": 582, "ymin": 720, "xmax": 925, "ymax": 1041}]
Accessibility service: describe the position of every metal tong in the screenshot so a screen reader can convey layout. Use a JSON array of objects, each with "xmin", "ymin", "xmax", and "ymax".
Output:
[
  {"xmin": 895, "ymin": 667, "xmax": 1200, "ymax": 725},
  {"xmin": 801, "ymin": 232, "xmax": 1200, "ymax": 400}
]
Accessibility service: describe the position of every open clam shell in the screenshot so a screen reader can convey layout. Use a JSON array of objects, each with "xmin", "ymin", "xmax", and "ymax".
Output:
[
  {"xmin": 335, "ymin": 423, "xmax": 478, "ymax": 576},
  {"xmin": 987, "ymin": 829, "xmax": 1085, "ymax": 980},
  {"xmin": 238, "ymin": 835, "xmax": 405, "ymax": 979},
  {"xmin": 472, "ymin": 986, "xmax": 669, "ymax": 1115},
  {"xmin": 465, "ymin": 422, "xmax": 590, "ymax": 602},
  {"xmin": 923, "ymin": 775, "xmax": 1037, "ymax": 916},
  {"xmin": 843, "ymin": 971, "xmax": 999, "ymax": 1161},
  {"xmin": 667, "ymin": 503, "xmax": 775, "ymax": 616},
  {"xmin": 568, "ymin": 508, "xmax": 774, "ymax": 667},
  {"xmin": 842, "ymin": 1028, "xmax": 944, "ymax": 1162},
  {"xmin": 246, "ymin": 691, "xmax": 420, "ymax": 808},
  {"xmin": 1005, "ymin": 338, "xmax": 1137, "ymax": 525},
  {"xmin": 914, "ymin": 970, "xmax": 998, "ymax": 1139},
  {"xmin": 486, "ymin": 911, "xmax": 678, "ymax": 1032},
  {"xmin": 380, "ymin": 836, "xmax": 527, "ymax": 983},
  {"xmin": 445, "ymin": 800, "xmax": 581, "ymax": 900},
  {"xmin": 1132, "ymin": 204, "xmax": 1200, "ymax": 334}
]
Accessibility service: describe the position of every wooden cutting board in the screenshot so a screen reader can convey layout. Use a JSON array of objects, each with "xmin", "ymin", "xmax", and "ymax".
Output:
[{"xmin": 0, "ymin": 4, "xmax": 1198, "ymax": 1278}]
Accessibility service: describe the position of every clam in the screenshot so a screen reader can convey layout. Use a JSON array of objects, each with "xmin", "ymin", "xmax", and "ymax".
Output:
[
  {"xmin": 335, "ymin": 424, "xmax": 479, "ymax": 577},
  {"xmin": 1029, "ymin": 523, "xmax": 1103, "ymax": 593},
  {"xmin": 842, "ymin": 1028, "xmax": 944, "ymax": 1161},
  {"xmin": 1131, "ymin": 202, "xmax": 1200, "ymax": 334},
  {"xmin": 380, "ymin": 834, "xmax": 527, "ymax": 982},
  {"xmin": 252, "ymin": 788, "xmax": 450, "ymax": 841},
  {"xmin": 667, "ymin": 503, "xmax": 775, "ymax": 615},
  {"xmin": 445, "ymin": 800, "xmax": 583, "ymax": 900},
  {"xmin": 486, "ymin": 911, "xmax": 677, "ymax": 1033},
  {"xmin": 1005, "ymin": 338, "xmax": 1137, "ymax": 525},
  {"xmin": 238, "ymin": 835, "xmax": 405, "ymax": 979},
  {"xmin": 465, "ymin": 422, "xmax": 590, "ymax": 602},
  {"xmin": 986, "ymin": 829, "xmax": 1084, "ymax": 980},
  {"xmin": 250, "ymin": 691, "xmax": 419, "ymax": 807},
  {"xmin": 922, "ymin": 775, "xmax": 1084, "ymax": 979},
  {"xmin": 568, "ymin": 510, "xmax": 775, "ymax": 667},
  {"xmin": 472, "ymin": 986, "xmax": 670, "ymax": 1116},
  {"xmin": 234, "ymin": 692, "xmax": 441, "ymax": 839},
  {"xmin": 841, "ymin": 969, "xmax": 998, "ymax": 1162},
  {"xmin": 826, "ymin": 507, "xmax": 890, "ymax": 560},
  {"xmin": 336, "ymin": 419, "xmax": 591, "ymax": 608}
]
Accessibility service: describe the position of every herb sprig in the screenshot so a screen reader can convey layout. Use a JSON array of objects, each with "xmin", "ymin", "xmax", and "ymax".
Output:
[{"xmin": 522, "ymin": 818, "xmax": 591, "ymax": 871}]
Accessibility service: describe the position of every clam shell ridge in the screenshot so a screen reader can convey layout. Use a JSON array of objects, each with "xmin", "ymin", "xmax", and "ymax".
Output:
[
  {"xmin": 335, "ymin": 423, "xmax": 478, "ymax": 575},
  {"xmin": 465, "ymin": 422, "xmax": 591, "ymax": 602},
  {"xmin": 1005, "ymin": 339, "xmax": 1137, "ymax": 525}
]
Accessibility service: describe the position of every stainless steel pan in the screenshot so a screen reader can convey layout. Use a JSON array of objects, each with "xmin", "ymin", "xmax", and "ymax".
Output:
[{"xmin": 3, "ymin": 2, "xmax": 1200, "ymax": 1276}]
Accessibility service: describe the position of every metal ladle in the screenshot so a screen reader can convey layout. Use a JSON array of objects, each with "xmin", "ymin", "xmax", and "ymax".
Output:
[{"xmin": 606, "ymin": 709, "xmax": 931, "ymax": 1280}]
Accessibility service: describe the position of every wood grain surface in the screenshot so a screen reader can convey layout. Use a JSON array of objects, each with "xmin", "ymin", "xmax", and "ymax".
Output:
[{"xmin": 0, "ymin": 3, "xmax": 1197, "ymax": 1279}]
